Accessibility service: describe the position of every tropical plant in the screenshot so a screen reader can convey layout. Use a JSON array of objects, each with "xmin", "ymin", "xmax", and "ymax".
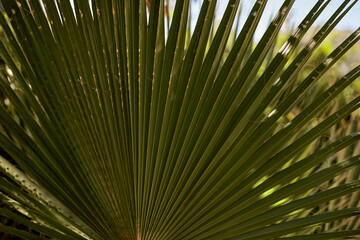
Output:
[{"xmin": 0, "ymin": 0, "xmax": 359, "ymax": 239}]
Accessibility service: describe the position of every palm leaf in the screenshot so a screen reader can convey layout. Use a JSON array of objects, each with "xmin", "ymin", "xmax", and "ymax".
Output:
[{"xmin": 0, "ymin": 0, "xmax": 359, "ymax": 239}]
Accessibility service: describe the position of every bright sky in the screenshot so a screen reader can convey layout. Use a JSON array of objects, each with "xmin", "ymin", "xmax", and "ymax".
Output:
[{"xmin": 190, "ymin": 0, "xmax": 360, "ymax": 41}]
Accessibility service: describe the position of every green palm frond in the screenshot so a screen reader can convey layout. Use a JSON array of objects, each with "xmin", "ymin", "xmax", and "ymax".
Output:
[{"xmin": 0, "ymin": 0, "xmax": 359, "ymax": 239}]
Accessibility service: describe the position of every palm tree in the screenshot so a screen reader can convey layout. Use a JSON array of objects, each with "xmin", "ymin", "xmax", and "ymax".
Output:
[{"xmin": 0, "ymin": 0, "xmax": 359, "ymax": 239}]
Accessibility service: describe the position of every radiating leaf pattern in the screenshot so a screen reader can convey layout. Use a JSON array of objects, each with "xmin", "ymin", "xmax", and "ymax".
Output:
[{"xmin": 0, "ymin": 0, "xmax": 359, "ymax": 239}]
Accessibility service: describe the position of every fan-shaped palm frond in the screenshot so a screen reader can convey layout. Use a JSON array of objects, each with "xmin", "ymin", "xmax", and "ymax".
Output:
[{"xmin": 0, "ymin": 0, "xmax": 359, "ymax": 239}]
